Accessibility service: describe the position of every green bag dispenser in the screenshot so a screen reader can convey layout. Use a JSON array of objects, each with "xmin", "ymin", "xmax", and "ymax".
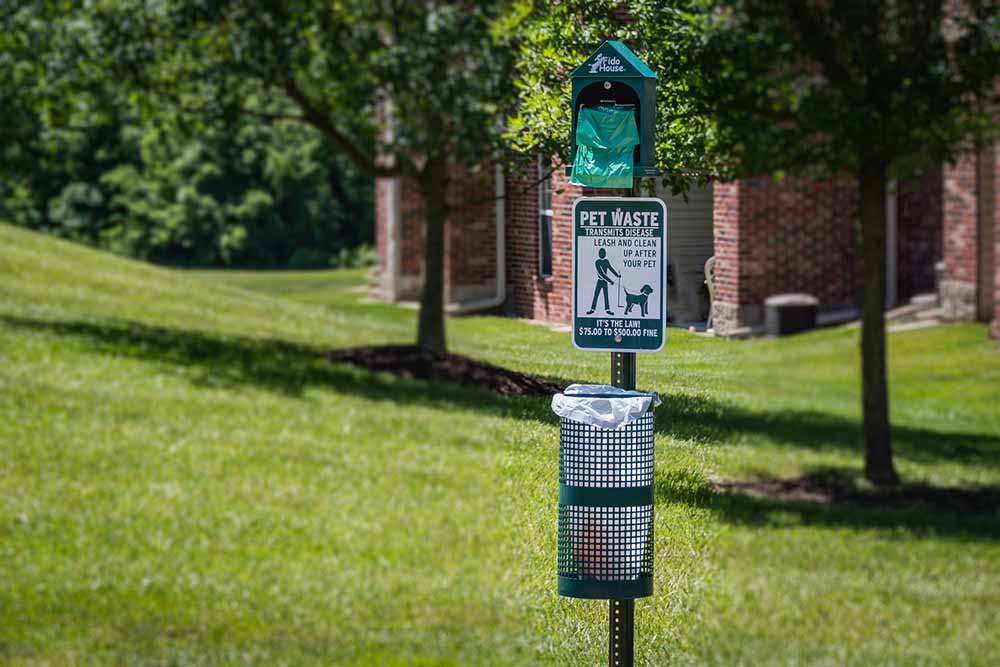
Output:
[
  {"xmin": 569, "ymin": 41, "xmax": 658, "ymax": 184},
  {"xmin": 570, "ymin": 105, "xmax": 640, "ymax": 189}
]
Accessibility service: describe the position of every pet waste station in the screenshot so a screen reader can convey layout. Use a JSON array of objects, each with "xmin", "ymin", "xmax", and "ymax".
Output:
[{"xmin": 549, "ymin": 41, "xmax": 667, "ymax": 667}]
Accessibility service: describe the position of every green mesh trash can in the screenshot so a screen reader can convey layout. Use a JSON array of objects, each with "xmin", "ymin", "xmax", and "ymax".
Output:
[{"xmin": 555, "ymin": 391, "xmax": 655, "ymax": 599}]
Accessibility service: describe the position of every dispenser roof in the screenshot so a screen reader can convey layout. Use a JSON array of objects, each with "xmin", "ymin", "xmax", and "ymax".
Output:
[{"xmin": 570, "ymin": 41, "xmax": 656, "ymax": 80}]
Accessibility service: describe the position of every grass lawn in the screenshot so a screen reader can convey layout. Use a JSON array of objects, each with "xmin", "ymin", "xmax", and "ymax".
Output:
[{"xmin": 1, "ymin": 222, "xmax": 998, "ymax": 666}]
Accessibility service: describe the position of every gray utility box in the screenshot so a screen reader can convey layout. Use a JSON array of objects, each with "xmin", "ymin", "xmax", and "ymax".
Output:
[{"xmin": 765, "ymin": 293, "xmax": 818, "ymax": 336}]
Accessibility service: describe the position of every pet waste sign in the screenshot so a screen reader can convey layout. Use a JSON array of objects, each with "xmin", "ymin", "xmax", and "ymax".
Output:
[{"xmin": 572, "ymin": 197, "xmax": 667, "ymax": 352}]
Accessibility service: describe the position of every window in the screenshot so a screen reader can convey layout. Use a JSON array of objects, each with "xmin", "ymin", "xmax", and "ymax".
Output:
[{"xmin": 538, "ymin": 159, "xmax": 553, "ymax": 277}]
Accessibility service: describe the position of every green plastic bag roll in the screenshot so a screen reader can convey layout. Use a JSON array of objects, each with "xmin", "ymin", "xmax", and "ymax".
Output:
[{"xmin": 570, "ymin": 106, "xmax": 639, "ymax": 189}]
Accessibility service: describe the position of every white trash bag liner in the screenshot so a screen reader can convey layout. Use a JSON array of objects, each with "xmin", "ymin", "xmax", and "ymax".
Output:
[{"xmin": 551, "ymin": 384, "xmax": 660, "ymax": 430}]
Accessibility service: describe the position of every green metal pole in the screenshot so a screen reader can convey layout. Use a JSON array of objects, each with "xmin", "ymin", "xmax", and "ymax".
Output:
[
  {"xmin": 608, "ymin": 180, "xmax": 638, "ymax": 667},
  {"xmin": 609, "ymin": 597, "xmax": 635, "ymax": 667},
  {"xmin": 609, "ymin": 349, "xmax": 636, "ymax": 667}
]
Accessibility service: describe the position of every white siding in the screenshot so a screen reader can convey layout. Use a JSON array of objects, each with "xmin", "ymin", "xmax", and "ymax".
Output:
[{"xmin": 656, "ymin": 183, "xmax": 714, "ymax": 324}]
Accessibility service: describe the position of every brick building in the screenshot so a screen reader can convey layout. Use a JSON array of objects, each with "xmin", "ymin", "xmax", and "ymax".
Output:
[
  {"xmin": 374, "ymin": 144, "xmax": 999, "ymax": 339},
  {"xmin": 941, "ymin": 146, "xmax": 998, "ymax": 333}
]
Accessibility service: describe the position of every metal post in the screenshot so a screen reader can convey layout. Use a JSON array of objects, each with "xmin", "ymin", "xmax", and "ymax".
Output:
[
  {"xmin": 609, "ymin": 350, "xmax": 636, "ymax": 666},
  {"xmin": 609, "ymin": 598, "xmax": 635, "ymax": 667},
  {"xmin": 611, "ymin": 351, "xmax": 636, "ymax": 391},
  {"xmin": 607, "ymin": 181, "xmax": 640, "ymax": 667}
]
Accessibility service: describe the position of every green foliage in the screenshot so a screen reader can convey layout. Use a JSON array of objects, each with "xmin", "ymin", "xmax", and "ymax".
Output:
[
  {"xmin": 2, "ymin": 113, "xmax": 372, "ymax": 268},
  {"xmin": 690, "ymin": 0, "xmax": 999, "ymax": 180},
  {"xmin": 115, "ymin": 117, "xmax": 372, "ymax": 268},
  {"xmin": 330, "ymin": 244, "xmax": 377, "ymax": 270},
  {"xmin": 80, "ymin": 0, "xmax": 523, "ymax": 178},
  {"xmin": 0, "ymin": 4, "xmax": 374, "ymax": 269}
]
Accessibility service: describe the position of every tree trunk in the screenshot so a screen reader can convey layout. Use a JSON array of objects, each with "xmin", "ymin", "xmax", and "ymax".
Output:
[
  {"xmin": 416, "ymin": 156, "xmax": 448, "ymax": 354},
  {"xmin": 858, "ymin": 160, "xmax": 899, "ymax": 487}
]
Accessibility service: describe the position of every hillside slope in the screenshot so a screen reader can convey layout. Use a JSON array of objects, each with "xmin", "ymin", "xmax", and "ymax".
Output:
[{"xmin": 0, "ymin": 223, "xmax": 415, "ymax": 348}]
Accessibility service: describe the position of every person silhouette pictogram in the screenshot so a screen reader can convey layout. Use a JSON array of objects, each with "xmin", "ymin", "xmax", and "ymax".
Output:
[{"xmin": 586, "ymin": 248, "xmax": 621, "ymax": 315}]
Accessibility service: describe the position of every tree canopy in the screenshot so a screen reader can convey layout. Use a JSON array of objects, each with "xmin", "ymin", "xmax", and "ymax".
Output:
[
  {"xmin": 693, "ymin": 0, "xmax": 998, "ymax": 180},
  {"xmin": 1, "ymin": 2, "xmax": 373, "ymax": 269}
]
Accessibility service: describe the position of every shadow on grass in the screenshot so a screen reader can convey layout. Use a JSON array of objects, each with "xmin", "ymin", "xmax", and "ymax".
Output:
[
  {"xmin": 0, "ymin": 314, "xmax": 556, "ymax": 423},
  {"xmin": 656, "ymin": 393, "xmax": 1000, "ymax": 469},
  {"xmin": 7, "ymin": 313, "xmax": 999, "ymax": 540},
  {"xmin": 655, "ymin": 467, "xmax": 1000, "ymax": 541},
  {"xmin": 5, "ymin": 313, "xmax": 999, "ymax": 469}
]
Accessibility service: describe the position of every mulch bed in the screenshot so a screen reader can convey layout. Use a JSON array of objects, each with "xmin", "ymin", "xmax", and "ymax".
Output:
[
  {"xmin": 325, "ymin": 345, "xmax": 564, "ymax": 397},
  {"xmin": 712, "ymin": 474, "xmax": 1000, "ymax": 514}
]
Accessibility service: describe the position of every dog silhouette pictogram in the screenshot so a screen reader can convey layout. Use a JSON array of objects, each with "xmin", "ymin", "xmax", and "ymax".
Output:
[{"xmin": 623, "ymin": 284, "xmax": 654, "ymax": 317}]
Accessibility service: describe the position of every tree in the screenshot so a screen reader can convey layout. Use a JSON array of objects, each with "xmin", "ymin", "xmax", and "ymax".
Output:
[
  {"xmin": 81, "ymin": 0, "xmax": 521, "ymax": 354},
  {"xmin": 684, "ymin": 0, "xmax": 997, "ymax": 486},
  {"xmin": 515, "ymin": 0, "xmax": 997, "ymax": 486}
]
